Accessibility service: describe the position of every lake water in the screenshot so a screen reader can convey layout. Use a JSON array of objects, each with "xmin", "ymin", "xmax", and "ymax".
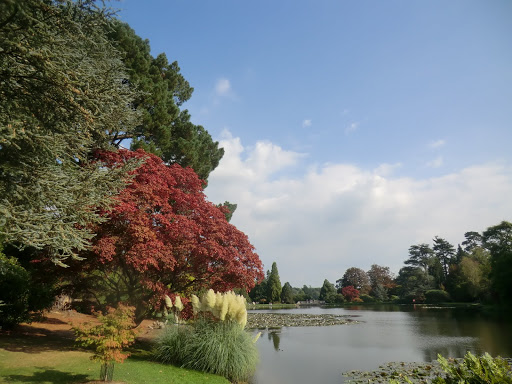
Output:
[{"xmin": 249, "ymin": 305, "xmax": 512, "ymax": 384}]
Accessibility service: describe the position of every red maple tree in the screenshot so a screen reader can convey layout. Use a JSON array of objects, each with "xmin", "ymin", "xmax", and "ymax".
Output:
[
  {"xmin": 74, "ymin": 149, "xmax": 263, "ymax": 320},
  {"xmin": 341, "ymin": 286, "xmax": 360, "ymax": 302}
]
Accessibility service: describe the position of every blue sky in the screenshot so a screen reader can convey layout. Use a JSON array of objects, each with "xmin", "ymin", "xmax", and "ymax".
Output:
[{"xmin": 118, "ymin": 1, "xmax": 512, "ymax": 287}]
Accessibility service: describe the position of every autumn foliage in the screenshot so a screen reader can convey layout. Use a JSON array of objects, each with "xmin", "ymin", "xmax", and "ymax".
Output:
[
  {"xmin": 73, "ymin": 304, "xmax": 137, "ymax": 364},
  {"xmin": 83, "ymin": 149, "xmax": 263, "ymax": 317},
  {"xmin": 341, "ymin": 285, "xmax": 360, "ymax": 302}
]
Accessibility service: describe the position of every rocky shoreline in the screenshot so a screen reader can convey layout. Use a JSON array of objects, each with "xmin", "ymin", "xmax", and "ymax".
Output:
[{"xmin": 246, "ymin": 312, "xmax": 360, "ymax": 329}]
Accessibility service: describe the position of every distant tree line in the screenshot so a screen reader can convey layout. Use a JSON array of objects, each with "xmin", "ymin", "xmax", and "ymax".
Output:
[{"xmin": 250, "ymin": 220, "xmax": 512, "ymax": 306}]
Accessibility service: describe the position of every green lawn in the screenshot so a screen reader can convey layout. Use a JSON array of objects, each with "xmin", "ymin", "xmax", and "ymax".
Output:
[{"xmin": 0, "ymin": 334, "xmax": 229, "ymax": 384}]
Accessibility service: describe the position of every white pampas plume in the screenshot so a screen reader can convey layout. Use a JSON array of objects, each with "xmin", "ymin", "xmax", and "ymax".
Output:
[
  {"xmin": 211, "ymin": 291, "xmax": 223, "ymax": 318},
  {"xmin": 164, "ymin": 295, "xmax": 173, "ymax": 309},
  {"xmin": 202, "ymin": 289, "xmax": 216, "ymax": 312},
  {"xmin": 174, "ymin": 295, "xmax": 184, "ymax": 312},
  {"xmin": 190, "ymin": 294, "xmax": 200, "ymax": 315},
  {"xmin": 233, "ymin": 295, "xmax": 248, "ymax": 327},
  {"xmin": 219, "ymin": 292, "xmax": 230, "ymax": 321}
]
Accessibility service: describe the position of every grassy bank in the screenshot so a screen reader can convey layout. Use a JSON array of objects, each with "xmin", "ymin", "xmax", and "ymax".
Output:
[{"xmin": 0, "ymin": 331, "xmax": 229, "ymax": 384}]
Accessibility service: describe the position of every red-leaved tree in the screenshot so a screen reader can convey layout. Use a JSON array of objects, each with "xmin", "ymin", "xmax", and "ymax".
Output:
[
  {"xmin": 68, "ymin": 149, "xmax": 263, "ymax": 321},
  {"xmin": 341, "ymin": 286, "xmax": 360, "ymax": 302}
]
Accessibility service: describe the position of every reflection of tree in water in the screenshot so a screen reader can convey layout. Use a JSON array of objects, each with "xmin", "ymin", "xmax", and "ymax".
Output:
[
  {"xmin": 268, "ymin": 331, "xmax": 281, "ymax": 351},
  {"xmin": 409, "ymin": 307, "xmax": 511, "ymax": 361}
]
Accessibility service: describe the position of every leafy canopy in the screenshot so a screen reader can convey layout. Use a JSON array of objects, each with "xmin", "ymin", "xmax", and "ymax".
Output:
[{"xmin": 68, "ymin": 149, "xmax": 263, "ymax": 320}]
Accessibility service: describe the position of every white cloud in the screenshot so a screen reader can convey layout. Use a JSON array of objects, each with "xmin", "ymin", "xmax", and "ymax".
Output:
[
  {"xmin": 426, "ymin": 156, "xmax": 444, "ymax": 168},
  {"xmin": 345, "ymin": 122, "xmax": 359, "ymax": 134},
  {"xmin": 302, "ymin": 119, "xmax": 312, "ymax": 128},
  {"xmin": 215, "ymin": 78, "xmax": 231, "ymax": 96},
  {"xmin": 429, "ymin": 139, "xmax": 446, "ymax": 149},
  {"xmin": 205, "ymin": 132, "xmax": 512, "ymax": 287}
]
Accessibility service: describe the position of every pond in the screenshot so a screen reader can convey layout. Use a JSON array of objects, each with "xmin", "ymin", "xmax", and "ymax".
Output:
[{"xmin": 248, "ymin": 305, "xmax": 512, "ymax": 384}]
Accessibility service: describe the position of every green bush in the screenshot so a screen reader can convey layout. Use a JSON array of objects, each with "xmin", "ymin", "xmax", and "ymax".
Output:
[
  {"xmin": 155, "ymin": 319, "xmax": 258, "ymax": 383},
  {"xmin": 433, "ymin": 351, "xmax": 512, "ymax": 384},
  {"xmin": 360, "ymin": 294, "xmax": 376, "ymax": 303},
  {"xmin": 0, "ymin": 254, "xmax": 30, "ymax": 329},
  {"xmin": 425, "ymin": 290, "xmax": 451, "ymax": 304}
]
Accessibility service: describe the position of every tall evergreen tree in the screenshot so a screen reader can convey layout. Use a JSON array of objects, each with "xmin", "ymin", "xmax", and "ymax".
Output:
[
  {"xmin": 0, "ymin": 0, "xmax": 140, "ymax": 265},
  {"xmin": 280, "ymin": 282, "xmax": 294, "ymax": 304},
  {"xmin": 267, "ymin": 262, "xmax": 282, "ymax": 303},
  {"xmin": 405, "ymin": 244, "xmax": 434, "ymax": 274},
  {"xmin": 106, "ymin": 21, "xmax": 224, "ymax": 181},
  {"xmin": 433, "ymin": 236, "xmax": 455, "ymax": 280},
  {"xmin": 319, "ymin": 279, "xmax": 337, "ymax": 303}
]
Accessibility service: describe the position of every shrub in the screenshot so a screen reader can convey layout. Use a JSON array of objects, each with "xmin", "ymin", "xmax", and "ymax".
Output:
[
  {"xmin": 425, "ymin": 290, "xmax": 451, "ymax": 304},
  {"xmin": 0, "ymin": 254, "xmax": 30, "ymax": 329},
  {"xmin": 360, "ymin": 294, "xmax": 376, "ymax": 303},
  {"xmin": 335, "ymin": 294, "xmax": 346, "ymax": 304},
  {"xmin": 73, "ymin": 304, "xmax": 137, "ymax": 381}
]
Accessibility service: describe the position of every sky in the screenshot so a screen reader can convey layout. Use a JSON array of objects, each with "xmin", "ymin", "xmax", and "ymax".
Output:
[{"xmin": 118, "ymin": 0, "xmax": 512, "ymax": 287}]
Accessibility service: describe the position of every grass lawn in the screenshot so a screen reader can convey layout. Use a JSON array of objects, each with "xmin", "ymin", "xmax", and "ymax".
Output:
[{"xmin": 0, "ymin": 314, "xmax": 229, "ymax": 384}]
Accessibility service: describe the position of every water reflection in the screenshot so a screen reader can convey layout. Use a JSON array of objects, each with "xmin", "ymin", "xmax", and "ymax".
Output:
[
  {"xmin": 250, "ymin": 306, "xmax": 512, "ymax": 384},
  {"xmin": 268, "ymin": 330, "xmax": 281, "ymax": 351}
]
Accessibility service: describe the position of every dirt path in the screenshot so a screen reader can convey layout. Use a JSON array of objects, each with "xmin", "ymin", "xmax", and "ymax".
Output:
[{"xmin": 0, "ymin": 310, "xmax": 163, "ymax": 350}]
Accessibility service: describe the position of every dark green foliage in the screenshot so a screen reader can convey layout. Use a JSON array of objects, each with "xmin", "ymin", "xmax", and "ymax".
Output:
[
  {"xmin": 267, "ymin": 262, "xmax": 282, "ymax": 303},
  {"xmin": 107, "ymin": 21, "xmax": 224, "ymax": 181},
  {"xmin": 0, "ymin": 245, "xmax": 56, "ymax": 329},
  {"xmin": 433, "ymin": 236, "xmax": 455, "ymax": 281},
  {"xmin": 249, "ymin": 277, "xmax": 267, "ymax": 303},
  {"xmin": 405, "ymin": 244, "xmax": 434, "ymax": 273},
  {"xmin": 396, "ymin": 266, "xmax": 434, "ymax": 300},
  {"xmin": 155, "ymin": 320, "xmax": 259, "ymax": 383},
  {"xmin": 483, "ymin": 221, "xmax": 512, "ymax": 303},
  {"xmin": 359, "ymin": 294, "xmax": 376, "ymax": 303},
  {"xmin": 217, "ymin": 201, "xmax": 237, "ymax": 222},
  {"xmin": 371, "ymin": 283, "xmax": 388, "ymax": 301},
  {"xmin": 280, "ymin": 282, "xmax": 295, "ymax": 304},
  {"xmin": 425, "ymin": 290, "xmax": 451, "ymax": 303},
  {"xmin": 319, "ymin": 279, "xmax": 337, "ymax": 303},
  {"xmin": 0, "ymin": 252, "xmax": 30, "ymax": 329},
  {"xmin": 428, "ymin": 257, "xmax": 445, "ymax": 288},
  {"xmin": 0, "ymin": 0, "xmax": 139, "ymax": 264},
  {"xmin": 463, "ymin": 231, "xmax": 484, "ymax": 253}
]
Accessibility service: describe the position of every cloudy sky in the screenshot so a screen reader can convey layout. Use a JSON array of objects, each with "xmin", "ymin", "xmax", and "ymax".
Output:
[{"xmin": 119, "ymin": 0, "xmax": 512, "ymax": 287}]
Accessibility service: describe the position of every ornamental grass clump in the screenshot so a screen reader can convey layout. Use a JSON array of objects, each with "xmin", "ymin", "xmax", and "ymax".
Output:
[
  {"xmin": 155, "ymin": 290, "xmax": 259, "ymax": 383},
  {"xmin": 182, "ymin": 317, "xmax": 259, "ymax": 383}
]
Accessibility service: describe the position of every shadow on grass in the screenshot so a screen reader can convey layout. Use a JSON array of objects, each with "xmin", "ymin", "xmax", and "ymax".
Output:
[
  {"xmin": 127, "ymin": 339, "xmax": 156, "ymax": 363},
  {"xmin": 0, "ymin": 332, "xmax": 75, "ymax": 354},
  {"xmin": 5, "ymin": 367, "xmax": 89, "ymax": 383}
]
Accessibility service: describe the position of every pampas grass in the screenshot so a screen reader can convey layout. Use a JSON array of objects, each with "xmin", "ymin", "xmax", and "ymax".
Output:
[
  {"xmin": 155, "ymin": 319, "xmax": 258, "ymax": 383},
  {"xmin": 153, "ymin": 325, "xmax": 191, "ymax": 364},
  {"xmin": 155, "ymin": 290, "xmax": 258, "ymax": 383},
  {"xmin": 183, "ymin": 319, "xmax": 259, "ymax": 383}
]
